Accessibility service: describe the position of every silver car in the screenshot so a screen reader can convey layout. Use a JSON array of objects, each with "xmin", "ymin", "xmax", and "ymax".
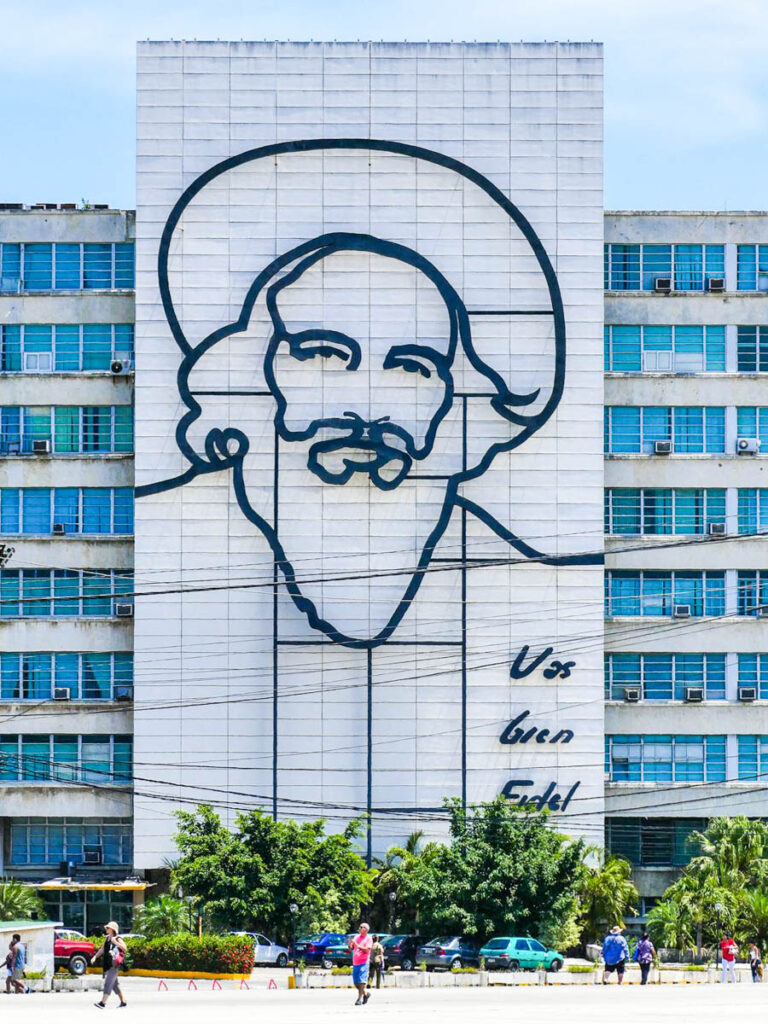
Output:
[{"xmin": 230, "ymin": 931, "xmax": 289, "ymax": 967}]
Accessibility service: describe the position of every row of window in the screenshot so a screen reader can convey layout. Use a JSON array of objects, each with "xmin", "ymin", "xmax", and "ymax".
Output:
[
  {"xmin": 606, "ymin": 735, "xmax": 726, "ymax": 782},
  {"xmin": 0, "ymin": 325, "xmax": 134, "ymax": 373},
  {"xmin": 0, "ymin": 406, "xmax": 133, "ymax": 455},
  {"xmin": 0, "ymin": 735, "xmax": 132, "ymax": 784},
  {"xmin": 0, "ymin": 570, "xmax": 132, "ymax": 618},
  {"xmin": 604, "ymin": 571, "xmax": 768, "ymax": 617},
  {"xmin": 9, "ymin": 817, "xmax": 132, "ymax": 867},
  {"xmin": 604, "ymin": 488, "xmax": 768, "ymax": 535},
  {"xmin": 605, "ymin": 652, "xmax": 768, "ymax": 701},
  {"xmin": 604, "ymin": 406, "xmax": 768, "ymax": 454},
  {"xmin": 0, "ymin": 488, "xmax": 133, "ymax": 536},
  {"xmin": 0, "ymin": 242, "xmax": 134, "ymax": 292},
  {"xmin": 604, "ymin": 243, "xmax": 768, "ymax": 291},
  {"xmin": 1, "ymin": 653, "xmax": 133, "ymax": 701},
  {"xmin": 607, "ymin": 734, "xmax": 768, "ymax": 782},
  {"xmin": 605, "ymin": 326, "xmax": 768, "ymax": 374},
  {"xmin": 605, "ymin": 817, "xmax": 706, "ymax": 868}
]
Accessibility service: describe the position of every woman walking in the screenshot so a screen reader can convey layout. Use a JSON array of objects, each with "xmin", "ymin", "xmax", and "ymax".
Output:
[
  {"xmin": 749, "ymin": 943, "xmax": 762, "ymax": 982},
  {"xmin": 368, "ymin": 935, "xmax": 385, "ymax": 990},
  {"xmin": 91, "ymin": 921, "xmax": 127, "ymax": 1008},
  {"xmin": 633, "ymin": 932, "xmax": 655, "ymax": 985}
]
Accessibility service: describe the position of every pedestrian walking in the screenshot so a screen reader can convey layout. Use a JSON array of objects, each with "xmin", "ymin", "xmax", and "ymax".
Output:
[
  {"xmin": 748, "ymin": 942, "xmax": 762, "ymax": 982},
  {"xmin": 349, "ymin": 922, "xmax": 373, "ymax": 1006},
  {"xmin": 601, "ymin": 924, "xmax": 630, "ymax": 985},
  {"xmin": 633, "ymin": 931, "xmax": 655, "ymax": 985},
  {"xmin": 719, "ymin": 933, "xmax": 738, "ymax": 984},
  {"xmin": 368, "ymin": 935, "xmax": 385, "ymax": 990},
  {"xmin": 5, "ymin": 934, "xmax": 29, "ymax": 994},
  {"xmin": 91, "ymin": 921, "xmax": 127, "ymax": 1008}
]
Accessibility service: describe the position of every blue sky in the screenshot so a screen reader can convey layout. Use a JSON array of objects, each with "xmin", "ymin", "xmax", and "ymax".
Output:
[{"xmin": 2, "ymin": 0, "xmax": 766, "ymax": 211}]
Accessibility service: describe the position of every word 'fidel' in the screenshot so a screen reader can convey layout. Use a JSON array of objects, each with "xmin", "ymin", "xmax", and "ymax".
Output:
[{"xmin": 500, "ymin": 778, "xmax": 580, "ymax": 811}]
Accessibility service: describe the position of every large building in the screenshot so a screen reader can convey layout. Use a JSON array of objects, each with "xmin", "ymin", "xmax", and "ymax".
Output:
[{"xmin": 0, "ymin": 40, "xmax": 766, "ymax": 928}]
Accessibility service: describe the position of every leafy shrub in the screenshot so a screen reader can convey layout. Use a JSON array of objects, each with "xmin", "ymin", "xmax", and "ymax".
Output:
[
  {"xmin": 685, "ymin": 964, "xmax": 706, "ymax": 971},
  {"xmin": 331, "ymin": 966, "xmax": 352, "ymax": 975},
  {"xmin": 125, "ymin": 934, "xmax": 254, "ymax": 973},
  {"xmin": 568, "ymin": 965, "xmax": 595, "ymax": 973}
]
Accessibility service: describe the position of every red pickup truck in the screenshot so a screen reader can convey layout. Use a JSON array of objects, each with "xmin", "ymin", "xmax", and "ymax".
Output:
[{"xmin": 54, "ymin": 930, "xmax": 95, "ymax": 975}]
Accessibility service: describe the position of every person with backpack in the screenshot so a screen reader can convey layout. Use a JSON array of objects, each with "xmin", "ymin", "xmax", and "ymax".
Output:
[
  {"xmin": 91, "ymin": 921, "xmax": 127, "ymax": 1008},
  {"xmin": 633, "ymin": 932, "xmax": 656, "ymax": 985}
]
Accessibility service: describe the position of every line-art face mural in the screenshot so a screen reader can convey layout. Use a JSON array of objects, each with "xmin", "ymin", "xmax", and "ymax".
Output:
[{"xmin": 138, "ymin": 139, "xmax": 600, "ymax": 649}]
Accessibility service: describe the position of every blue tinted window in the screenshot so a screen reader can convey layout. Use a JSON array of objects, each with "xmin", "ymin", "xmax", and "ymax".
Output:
[
  {"xmin": 22, "ymin": 489, "xmax": 51, "ymax": 533},
  {"xmin": 0, "ymin": 244, "xmax": 21, "ymax": 289},
  {"xmin": 53, "ymin": 489, "xmax": 79, "ymax": 533},
  {"xmin": 82, "ymin": 325, "xmax": 112, "ymax": 370},
  {"xmin": 1, "ymin": 325, "xmax": 22, "ymax": 371},
  {"xmin": 55, "ymin": 244, "xmax": 81, "ymax": 289},
  {"xmin": 82, "ymin": 490, "xmax": 112, "ymax": 533},
  {"xmin": 113, "ymin": 489, "xmax": 134, "ymax": 534},
  {"xmin": 83, "ymin": 244, "xmax": 112, "ymax": 289},
  {"xmin": 0, "ymin": 490, "xmax": 20, "ymax": 533},
  {"xmin": 24, "ymin": 244, "xmax": 52, "ymax": 289},
  {"xmin": 114, "ymin": 244, "xmax": 135, "ymax": 288}
]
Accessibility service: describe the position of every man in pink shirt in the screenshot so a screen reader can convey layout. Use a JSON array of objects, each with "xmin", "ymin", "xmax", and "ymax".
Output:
[{"xmin": 350, "ymin": 922, "xmax": 373, "ymax": 1005}]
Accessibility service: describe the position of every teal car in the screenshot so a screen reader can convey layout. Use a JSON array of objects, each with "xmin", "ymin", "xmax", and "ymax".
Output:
[{"xmin": 479, "ymin": 937, "xmax": 563, "ymax": 972}]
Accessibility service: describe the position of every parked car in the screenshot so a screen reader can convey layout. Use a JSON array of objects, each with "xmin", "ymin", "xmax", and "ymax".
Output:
[
  {"xmin": 229, "ymin": 931, "xmax": 289, "ymax": 967},
  {"xmin": 291, "ymin": 932, "xmax": 349, "ymax": 967},
  {"xmin": 290, "ymin": 933, "xmax": 322, "ymax": 960},
  {"xmin": 382, "ymin": 934, "xmax": 425, "ymax": 971},
  {"xmin": 417, "ymin": 936, "xmax": 480, "ymax": 971},
  {"xmin": 479, "ymin": 936, "xmax": 563, "ymax": 972},
  {"xmin": 53, "ymin": 929, "xmax": 95, "ymax": 976}
]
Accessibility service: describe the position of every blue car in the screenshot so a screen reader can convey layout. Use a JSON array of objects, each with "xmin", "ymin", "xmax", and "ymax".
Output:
[
  {"xmin": 417, "ymin": 936, "xmax": 480, "ymax": 971},
  {"xmin": 300, "ymin": 932, "xmax": 350, "ymax": 967}
]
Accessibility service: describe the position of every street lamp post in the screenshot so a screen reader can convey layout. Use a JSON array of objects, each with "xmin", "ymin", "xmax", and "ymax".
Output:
[
  {"xmin": 290, "ymin": 903, "xmax": 298, "ymax": 978},
  {"xmin": 715, "ymin": 902, "xmax": 724, "ymax": 967},
  {"xmin": 184, "ymin": 895, "xmax": 195, "ymax": 934},
  {"xmin": 388, "ymin": 891, "xmax": 396, "ymax": 933}
]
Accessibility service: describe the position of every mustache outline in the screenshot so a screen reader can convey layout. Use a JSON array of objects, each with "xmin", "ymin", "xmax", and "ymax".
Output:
[{"xmin": 307, "ymin": 433, "xmax": 413, "ymax": 490}]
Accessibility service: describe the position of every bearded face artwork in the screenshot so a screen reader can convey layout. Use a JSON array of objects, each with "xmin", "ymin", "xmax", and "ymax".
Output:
[{"xmin": 139, "ymin": 141, "xmax": 576, "ymax": 648}]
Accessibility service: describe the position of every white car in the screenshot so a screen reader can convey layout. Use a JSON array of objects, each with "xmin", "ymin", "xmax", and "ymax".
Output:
[{"xmin": 230, "ymin": 931, "xmax": 289, "ymax": 967}]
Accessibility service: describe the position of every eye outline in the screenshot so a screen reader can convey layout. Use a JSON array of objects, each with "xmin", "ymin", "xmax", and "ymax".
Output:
[
  {"xmin": 383, "ymin": 344, "xmax": 443, "ymax": 380},
  {"xmin": 283, "ymin": 329, "xmax": 361, "ymax": 370}
]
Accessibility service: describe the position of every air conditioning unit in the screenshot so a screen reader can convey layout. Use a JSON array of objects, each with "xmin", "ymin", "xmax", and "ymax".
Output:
[
  {"xmin": 114, "ymin": 685, "xmax": 133, "ymax": 702},
  {"xmin": 654, "ymin": 440, "xmax": 673, "ymax": 455},
  {"xmin": 111, "ymin": 358, "xmax": 133, "ymax": 375},
  {"xmin": 53, "ymin": 687, "xmax": 71, "ymax": 701},
  {"xmin": 83, "ymin": 845, "xmax": 103, "ymax": 865},
  {"xmin": 31, "ymin": 439, "xmax": 51, "ymax": 454},
  {"xmin": 623, "ymin": 686, "xmax": 641, "ymax": 703},
  {"xmin": 653, "ymin": 277, "xmax": 673, "ymax": 294},
  {"xmin": 737, "ymin": 437, "xmax": 760, "ymax": 455},
  {"xmin": 758, "ymin": 607, "xmax": 768, "ymax": 619},
  {"xmin": 738, "ymin": 685, "xmax": 758, "ymax": 703},
  {"xmin": 708, "ymin": 522, "xmax": 726, "ymax": 536},
  {"xmin": 707, "ymin": 277, "xmax": 726, "ymax": 293},
  {"xmin": 684, "ymin": 686, "xmax": 704, "ymax": 703},
  {"xmin": 52, "ymin": 522, "xmax": 65, "ymax": 536},
  {"xmin": 114, "ymin": 602, "xmax": 134, "ymax": 617},
  {"xmin": 673, "ymin": 604, "xmax": 692, "ymax": 618}
]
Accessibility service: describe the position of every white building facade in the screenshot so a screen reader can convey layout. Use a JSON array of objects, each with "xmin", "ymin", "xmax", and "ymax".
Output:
[
  {"xmin": 132, "ymin": 40, "xmax": 605, "ymax": 868},
  {"xmin": 0, "ymin": 204, "xmax": 136, "ymax": 932}
]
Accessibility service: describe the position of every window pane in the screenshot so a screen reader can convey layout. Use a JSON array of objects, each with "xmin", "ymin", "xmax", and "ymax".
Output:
[
  {"xmin": 54, "ymin": 407, "xmax": 80, "ymax": 453},
  {"xmin": 114, "ymin": 244, "xmax": 134, "ymax": 288},
  {"xmin": 82, "ymin": 407, "xmax": 111, "ymax": 453},
  {"xmin": 113, "ymin": 489, "xmax": 134, "ymax": 534},
  {"xmin": 644, "ymin": 489, "xmax": 672, "ymax": 534},
  {"xmin": 53, "ymin": 736, "xmax": 79, "ymax": 782},
  {"xmin": 1, "ymin": 325, "xmax": 22, "ymax": 371},
  {"xmin": 23, "ymin": 653, "xmax": 52, "ymax": 699},
  {"xmin": 113, "ymin": 406, "xmax": 133, "ymax": 453},
  {"xmin": 82, "ymin": 653, "xmax": 111, "ymax": 699},
  {"xmin": 55, "ymin": 653, "xmax": 80, "ymax": 699},
  {"xmin": 1, "ymin": 490, "xmax": 20, "ymax": 533},
  {"xmin": 81, "ymin": 737, "xmax": 111, "ymax": 783},
  {"xmin": 738, "ymin": 245, "xmax": 757, "ymax": 290},
  {"xmin": 82, "ymin": 571, "xmax": 111, "ymax": 616},
  {"xmin": 705, "ymin": 326, "xmax": 726, "ymax": 371},
  {"xmin": 24, "ymin": 244, "xmax": 53, "ymax": 290},
  {"xmin": 21, "ymin": 736, "xmax": 50, "ymax": 780},
  {"xmin": 53, "ymin": 489, "xmax": 80, "ymax": 534},
  {"xmin": 82, "ymin": 489, "xmax": 112, "ymax": 533},
  {"xmin": 82, "ymin": 325, "xmax": 112, "ymax": 371},
  {"xmin": 22, "ymin": 569, "xmax": 51, "ymax": 617},
  {"xmin": 609, "ymin": 326, "xmax": 641, "ymax": 371},
  {"xmin": 608, "ymin": 407, "xmax": 641, "ymax": 453},
  {"xmin": 0, "ymin": 571, "xmax": 20, "ymax": 617},
  {"xmin": 83, "ymin": 244, "xmax": 112, "ymax": 289},
  {"xmin": 1, "ymin": 653, "xmax": 20, "ymax": 700},
  {"xmin": 54, "ymin": 326, "xmax": 81, "ymax": 371},
  {"xmin": 642, "ymin": 246, "xmax": 671, "ymax": 291},
  {"xmin": 53, "ymin": 570, "xmax": 80, "ymax": 616},
  {"xmin": 55, "ymin": 244, "xmax": 81, "ymax": 289},
  {"xmin": 22, "ymin": 489, "xmax": 51, "ymax": 534}
]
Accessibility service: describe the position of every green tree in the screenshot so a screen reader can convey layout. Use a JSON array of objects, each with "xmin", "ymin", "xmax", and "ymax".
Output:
[
  {"xmin": 647, "ymin": 895, "xmax": 691, "ymax": 950},
  {"xmin": 172, "ymin": 805, "xmax": 373, "ymax": 941},
  {"xmin": 739, "ymin": 891, "xmax": 768, "ymax": 951},
  {"xmin": 396, "ymin": 797, "xmax": 585, "ymax": 943},
  {"xmin": 687, "ymin": 817, "xmax": 768, "ymax": 890},
  {"xmin": 577, "ymin": 852, "xmax": 638, "ymax": 943},
  {"xmin": 133, "ymin": 895, "xmax": 192, "ymax": 938},
  {"xmin": 0, "ymin": 878, "xmax": 44, "ymax": 920},
  {"xmin": 372, "ymin": 830, "xmax": 441, "ymax": 931}
]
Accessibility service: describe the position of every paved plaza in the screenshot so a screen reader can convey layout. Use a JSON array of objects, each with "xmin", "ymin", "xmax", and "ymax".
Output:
[{"xmin": 5, "ymin": 977, "xmax": 767, "ymax": 1023}]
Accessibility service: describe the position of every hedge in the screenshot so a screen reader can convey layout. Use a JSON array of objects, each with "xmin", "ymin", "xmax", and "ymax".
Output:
[{"xmin": 125, "ymin": 935, "xmax": 254, "ymax": 974}]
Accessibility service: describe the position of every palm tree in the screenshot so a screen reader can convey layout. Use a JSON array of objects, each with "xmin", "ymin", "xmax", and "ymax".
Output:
[
  {"xmin": 688, "ymin": 817, "xmax": 768, "ymax": 890},
  {"xmin": 647, "ymin": 896, "xmax": 691, "ymax": 951},
  {"xmin": 739, "ymin": 891, "xmax": 768, "ymax": 951},
  {"xmin": 578, "ymin": 853, "xmax": 638, "ymax": 943},
  {"xmin": 133, "ymin": 894, "xmax": 191, "ymax": 937},
  {"xmin": 0, "ymin": 878, "xmax": 44, "ymax": 920},
  {"xmin": 372, "ymin": 831, "xmax": 441, "ymax": 929}
]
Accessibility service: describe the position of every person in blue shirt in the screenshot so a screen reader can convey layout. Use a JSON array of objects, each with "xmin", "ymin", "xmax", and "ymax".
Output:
[{"xmin": 602, "ymin": 925, "xmax": 630, "ymax": 985}]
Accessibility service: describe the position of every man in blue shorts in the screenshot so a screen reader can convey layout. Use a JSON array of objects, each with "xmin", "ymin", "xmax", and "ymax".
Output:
[
  {"xmin": 350, "ymin": 923, "xmax": 373, "ymax": 1006},
  {"xmin": 602, "ymin": 925, "xmax": 630, "ymax": 985}
]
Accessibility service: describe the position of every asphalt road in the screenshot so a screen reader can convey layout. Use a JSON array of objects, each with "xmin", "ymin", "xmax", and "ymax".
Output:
[{"xmin": 4, "ymin": 975, "xmax": 766, "ymax": 1023}]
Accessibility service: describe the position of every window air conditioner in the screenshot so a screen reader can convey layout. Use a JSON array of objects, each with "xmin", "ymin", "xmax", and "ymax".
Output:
[
  {"xmin": 707, "ymin": 277, "xmax": 726, "ymax": 293},
  {"xmin": 684, "ymin": 686, "xmax": 704, "ymax": 703},
  {"xmin": 52, "ymin": 522, "xmax": 65, "ymax": 536},
  {"xmin": 737, "ymin": 437, "xmax": 760, "ymax": 455},
  {"xmin": 758, "ymin": 607, "xmax": 768, "ymax": 619},
  {"xmin": 111, "ymin": 359, "xmax": 133, "ymax": 375},
  {"xmin": 114, "ymin": 602, "xmax": 134, "ymax": 617},
  {"xmin": 738, "ymin": 686, "xmax": 758, "ymax": 703},
  {"xmin": 708, "ymin": 522, "xmax": 726, "ymax": 536},
  {"xmin": 673, "ymin": 604, "xmax": 692, "ymax": 618},
  {"xmin": 623, "ymin": 686, "xmax": 641, "ymax": 703},
  {"xmin": 114, "ymin": 685, "xmax": 133, "ymax": 702},
  {"xmin": 53, "ymin": 687, "xmax": 71, "ymax": 701},
  {"xmin": 653, "ymin": 277, "xmax": 673, "ymax": 294},
  {"xmin": 83, "ymin": 845, "xmax": 103, "ymax": 865},
  {"xmin": 654, "ymin": 440, "xmax": 673, "ymax": 455},
  {"xmin": 31, "ymin": 439, "xmax": 51, "ymax": 454}
]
